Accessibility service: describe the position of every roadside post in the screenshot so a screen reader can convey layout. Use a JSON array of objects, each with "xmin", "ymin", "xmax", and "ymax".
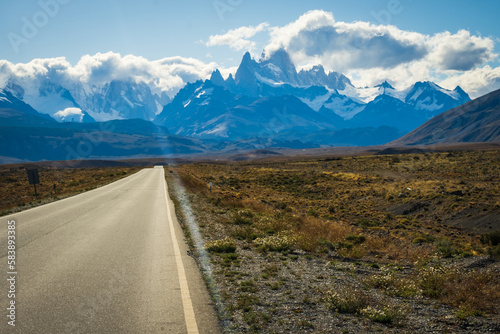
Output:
[{"xmin": 27, "ymin": 168, "xmax": 40, "ymax": 197}]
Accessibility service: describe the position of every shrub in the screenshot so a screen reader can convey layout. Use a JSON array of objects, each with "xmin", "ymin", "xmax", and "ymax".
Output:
[
  {"xmin": 338, "ymin": 241, "xmax": 353, "ymax": 249},
  {"xmin": 318, "ymin": 238, "xmax": 337, "ymax": 251},
  {"xmin": 231, "ymin": 210, "xmax": 254, "ymax": 225},
  {"xmin": 236, "ymin": 294, "xmax": 260, "ymax": 312},
  {"xmin": 253, "ymin": 233, "xmax": 296, "ymax": 252},
  {"xmin": 307, "ymin": 208, "xmax": 319, "ymax": 217},
  {"xmin": 233, "ymin": 216, "xmax": 252, "ymax": 225},
  {"xmin": 232, "ymin": 226, "xmax": 262, "ymax": 241},
  {"xmin": 205, "ymin": 237, "xmax": 237, "ymax": 253},
  {"xmin": 338, "ymin": 244, "xmax": 366, "ymax": 259},
  {"xmin": 364, "ymin": 273, "xmax": 420, "ymax": 298},
  {"xmin": 239, "ymin": 280, "xmax": 257, "ymax": 292},
  {"xmin": 480, "ymin": 230, "xmax": 500, "ymax": 246},
  {"xmin": 275, "ymin": 202, "xmax": 288, "ymax": 210},
  {"xmin": 412, "ymin": 237, "xmax": 428, "ymax": 244},
  {"xmin": 345, "ymin": 234, "xmax": 366, "ymax": 244},
  {"xmin": 442, "ymin": 268, "xmax": 500, "ymax": 315},
  {"xmin": 324, "ymin": 286, "xmax": 368, "ymax": 314},
  {"xmin": 490, "ymin": 244, "xmax": 500, "ymax": 257},
  {"xmin": 356, "ymin": 218, "xmax": 379, "ymax": 228},
  {"xmin": 435, "ymin": 239, "xmax": 458, "ymax": 258},
  {"xmin": 364, "ymin": 273, "xmax": 395, "ymax": 290},
  {"xmin": 237, "ymin": 209, "xmax": 254, "ymax": 218},
  {"xmin": 456, "ymin": 306, "xmax": 485, "ymax": 320},
  {"xmin": 418, "ymin": 265, "xmax": 449, "ymax": 298},
  {"xmin": 361, "ymin": 305, "xmax": 406, "ymax": 324}
]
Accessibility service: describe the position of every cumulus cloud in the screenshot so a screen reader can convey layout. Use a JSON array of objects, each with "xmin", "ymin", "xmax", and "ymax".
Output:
[
  {"xmin": 428, "ymin": 30, "xmax": 496, "ymax": 71},
  {"xmin": 205, "ymin": 23, "xmax": 270, "ymax": 52},
  {"xmin": 439, "ymin": 65, "xmax": 500, "ymax": 97},
  {"xmin": 1, "ymin": 10, "xmax": 498, "ymax": 100},
  {"xmin": 237, "ymin": 9, "xmax": 497, "ymax": 97},
  {"xmin": 345, "ymin": 61, "xmax": 433, "ymax": 92},
  {"xmin": 54, "ymin": 107, "xmax": 84, "ymax": 122},
  {"xmin": 0, "ymin": 52, "xmax": 218, "ymax": 97},
  {"xmin": 263, "ymin": 10, "xmax": 428, "ymax": 72}
]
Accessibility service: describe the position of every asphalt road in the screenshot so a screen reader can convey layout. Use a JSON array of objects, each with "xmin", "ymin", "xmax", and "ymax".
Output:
[{"xmin": 0, "ymin": 166, "xmax": 220, "ymax": 333}]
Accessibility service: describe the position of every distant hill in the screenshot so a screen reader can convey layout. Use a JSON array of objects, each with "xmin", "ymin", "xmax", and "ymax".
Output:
[
  {"xmin": 391, "ymin": 88, "xmax": 500, "ymax": 145},
  {"xmin": 0, "ymin": 89, "xmax": 57, "ymax": 127}
]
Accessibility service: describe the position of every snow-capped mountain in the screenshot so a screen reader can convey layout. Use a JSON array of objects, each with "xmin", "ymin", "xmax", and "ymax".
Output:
[
  {"xmin": 392, "ymin": 88, "xmax": 500, "ymax": 145},
  {"xmin": 405, "ymin": 81, "xmax": 470, "ymax": 115},
  {"xmin": 0, "ymin": 87, "xmax": 58, "ymax": 127},
  {"xmin": 154, "ymin": 49, "xmax": 470, "ymax": 143},
  {"xmin": 227, "ymin": 49, "xmax": 351, "ymax": 98},
  {"xmin": 4, "ymin": 80, "xmax": 95, "ymax": 123},
  {"xmin": 70, "ymin": 80, "xmax": 170, "ymax": 122},
  {"xmin": 298, "ymin": 65, "xmax": 352, "ymax": 90},
  {"xmin": 154, "ymin": 79, "xmax": 334, "ymax": 140},
  {"xmin": 1, "ymin": 48, "xmax": 471, "ymax": 148},
  {"xmin": 349, "ymin": 94, "xmax": 418, "ymax": 131},
  {"xmin": 3, "ymin": 78, "xmax": 170, "ymax": 123}
]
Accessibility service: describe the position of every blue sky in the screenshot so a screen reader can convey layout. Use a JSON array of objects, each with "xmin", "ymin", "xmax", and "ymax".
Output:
[{"xmin": 0, "ymin": 0, "xmax": 499, "ymax": 97}]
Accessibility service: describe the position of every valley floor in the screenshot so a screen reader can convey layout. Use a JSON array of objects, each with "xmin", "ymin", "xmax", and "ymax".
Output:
[{"xmin": 167, "ymin": 150, "xmax": 500, "ymax": 333}]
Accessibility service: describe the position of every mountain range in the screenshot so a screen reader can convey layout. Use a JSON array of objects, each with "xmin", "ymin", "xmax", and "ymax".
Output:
[
  {"xmin": 2, "ymin": 48, "xmax": 494, "ymax": 162},
  {"xmin": 153, "ymin": 49, "xmax": 470, "ymax": 139},
  {"xmin": 3, "ymin": 77, "xmax": 170, "ymax": 123},
  {"xmin": 392, "ymin": 88, "xmax": 500, "ymax": 145}
]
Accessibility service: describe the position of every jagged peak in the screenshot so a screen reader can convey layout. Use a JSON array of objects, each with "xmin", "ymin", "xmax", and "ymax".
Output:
[
  {"xmin": 236, "ymin": 52, "xmax": 258, "ymax": 74},
  {"xmin": 453, "ymin": 85, "xmax": 466, "ymax": 94},
  {"xmin": 209, "ymin": 69, "xmax": 225, "ymax": 86},
  {"xmin": 376, "ymin": 81, "xmax": 394, "ymax": 90},
  {"xmin": 413, "ymin": 81, "xmax": 441, "ymax": 89},
  {"xmin": 299, "ymin": 64, "xmax": 326, "ymax": 75},
  {"xmin": 261, "ymin": 47, "xmax": 287, "ymax": 60},
  {"xmin": 312, "ymin": 64, "xmax": 326, "ymax": 73},
  {"xmin": 242, "ymin": 51, "xmax": 253, "ymax": 63},
  {"xmin": 4, "ymin": 79, "xmax": 25, "ymax": 100},
  {"xmin": 264, "ymin": 48, "xmax": 293, "ymax": 65}
]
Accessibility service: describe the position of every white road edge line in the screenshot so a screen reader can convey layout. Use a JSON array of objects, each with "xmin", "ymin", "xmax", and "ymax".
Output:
[{"xmin": 162, "ymin": 167, "xmax": 200, "ymax": 334}]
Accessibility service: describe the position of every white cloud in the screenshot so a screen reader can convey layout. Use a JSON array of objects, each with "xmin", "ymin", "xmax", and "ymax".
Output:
[
  {"xmin": 428, "ymin": 30, "xmax": 497, "ymax": 71},
  {"xmin": 54, "ymin": 107, "xmax": 84, "ymax": 122},
  {"xmin": 263, "ymin": 10, "xmax": 427, "ymax": 72},
  {"xmin": 1, "ymin": 10, "xmax": 498, "ymax": 101},
  {"xmin": 256, "ymin": 10, "xmax": 498, "ymax": 97},
  {"xmin": 264, "ymin": 9, "xmax": 336, "ymax": 57},
  {"xmin": 345, "ymin": 61, "xmax": 433, "ymax": 91},
  {"xmin": 206, "ymin": 22, "xmax": 270, "ymax": 52},
  {"xmin": 218, "ymin": 66, "xmax": 238, "ymax": 80},
  {"xmin": 439, "ymin": 65, "xmax": 500, "ymax": 97},
  {"xmin": 0, "ymin": 52, "xmax": 218, "ymax": 97}
]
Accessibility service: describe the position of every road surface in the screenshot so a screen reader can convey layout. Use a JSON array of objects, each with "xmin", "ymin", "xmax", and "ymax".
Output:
[{"xmin": 0, "ymin": 166, "xmax": 220, "ymax": 333}]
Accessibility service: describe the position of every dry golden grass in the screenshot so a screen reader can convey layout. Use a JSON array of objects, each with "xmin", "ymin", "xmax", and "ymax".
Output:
[
  {"xmin": 174, "ymin": 150, "xmax": 500, "ymax": 260},
  {"xmin": 168, "ymin": 150, "xmax": 500, "ymax": 332},
  {"xmin": 0, "ymin": 164, "xmax": 142, "ymax": 215}
]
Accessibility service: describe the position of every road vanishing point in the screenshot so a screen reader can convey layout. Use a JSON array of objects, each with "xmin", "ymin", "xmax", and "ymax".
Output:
[{"xmin": 0, "ymin": 166, "xmax": 220, "ymax": 333}]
